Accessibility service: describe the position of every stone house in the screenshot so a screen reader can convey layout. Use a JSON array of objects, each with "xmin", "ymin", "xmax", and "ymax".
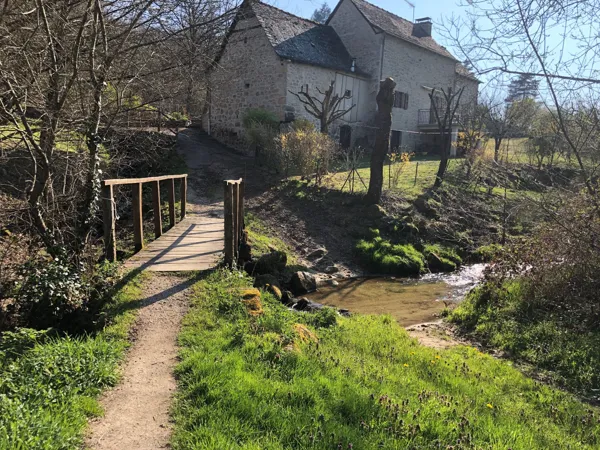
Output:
[{"xmin": 205, "ymin": 0, "xmax": 479, "ymax": 152}]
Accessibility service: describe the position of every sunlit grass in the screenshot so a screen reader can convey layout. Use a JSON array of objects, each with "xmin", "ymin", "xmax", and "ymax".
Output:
[
  {"xmin": 172, "ymin": 269, "xmax": 600, "ymax": 449},
  {"xmin": 0, "ymin": 271, "xmax": 147, "ymax": 449}
]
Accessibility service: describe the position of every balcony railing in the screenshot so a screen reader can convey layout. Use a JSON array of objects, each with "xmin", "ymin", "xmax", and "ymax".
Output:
[{"xmin": 418, "ymin": 109, "xmax": 460, "ymax": 126}]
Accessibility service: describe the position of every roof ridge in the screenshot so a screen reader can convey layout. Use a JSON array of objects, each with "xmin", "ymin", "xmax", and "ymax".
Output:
[
  {"xmin": 352, "ymin": 0, "xmax": 413, "ymax": 27},
  {"xmin": 253, "ymin": 0, "xmax": 323, "ymax": 27}
]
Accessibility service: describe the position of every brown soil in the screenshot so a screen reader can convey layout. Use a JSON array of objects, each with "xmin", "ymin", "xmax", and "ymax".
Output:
[
  {"xmin": 86, "ymin": 273, "xmax": 193, "ymax": 450},
  {"xmin": 406, "ymin": 321, "xmax": 461, "ymax": 349}
]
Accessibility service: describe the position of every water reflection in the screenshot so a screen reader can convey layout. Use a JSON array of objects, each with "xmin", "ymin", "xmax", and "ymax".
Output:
[{"xmin": 306, "ymin": 264, "xmax": 487, "ymax": 327}]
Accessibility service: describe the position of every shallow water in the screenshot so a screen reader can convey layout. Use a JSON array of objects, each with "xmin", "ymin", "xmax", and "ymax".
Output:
[{"xmin": 307, "ymin": 264, "xmax": 486, "ymax": 327}]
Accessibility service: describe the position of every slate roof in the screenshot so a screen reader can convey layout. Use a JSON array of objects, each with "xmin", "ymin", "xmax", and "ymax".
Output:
[
  {"xmin": 345, "ymin": 0, "xmax": 456, "ymax": 61},
  {"xmin": 455, "ymin": 63, "xmax": 479, "ymax": 82},
  {"xmin": 250, "ymin": 1, "xmax": 368, "ymax": 77}
]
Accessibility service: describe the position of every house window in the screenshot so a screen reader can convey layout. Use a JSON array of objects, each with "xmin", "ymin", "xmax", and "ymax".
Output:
[
  {"xmin": 390, "ymin": 130, "xmax": 402, "ymax": 150},
  {"xmin": 393, "ymin": 91, "xmax": 409, "ymax": 110},
  {"xmin": 300, "ymin": 84, "xmax": 309, "ymax": 93},
  {"xmin": 244, "ymin": 37, "xmax": 248, "ymax": 44},
  {"xmin": 245, "ymin": 83, "xmax": 250, "ymax": 89},
  {"xmin": 344, "ymin": 89, "xmax": 352, "ymax": 97}
]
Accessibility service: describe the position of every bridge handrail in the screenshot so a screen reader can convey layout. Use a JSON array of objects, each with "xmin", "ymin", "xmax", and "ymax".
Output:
[{"xmin": 102, "ymin": 174, "xmax": 188, "ymax": 261}]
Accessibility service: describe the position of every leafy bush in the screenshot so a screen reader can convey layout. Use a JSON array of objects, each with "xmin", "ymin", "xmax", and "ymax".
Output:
[
  {"xmin": 277, "ymin": 128, "xmax": 337, "ymax": 181},
  {"xmin": 242, "ymin": 108, "xmax": 279, "ymax": 130},
  {"xmin": 354, "ymin": 236, "xmax": 424, "ymax": 276},
  {"xmin": 451, "ymin": 194, "xmax": 600, "ymax": 395},
  {"xmin": 291, "ymin": 117, "xmax": 315, "ymax": 132},
  {"xmin": 471, "ymin": 243, "xmax": 502, "ymax": 262},
  {"xmin": 423, "ymin": 243, "xmax": 462, "ymax": 272},
  {"xmin": 11, "ymin": 257, "xmax": 119, "ymax": 331},
  {"xmin": 166, "ymin": 111, "xmax": 189, "ymax": 122}
]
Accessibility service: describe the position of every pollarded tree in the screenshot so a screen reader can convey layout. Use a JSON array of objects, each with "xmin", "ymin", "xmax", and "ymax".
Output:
[
  {"xmin": 289, "ymin": 81, "xmax": 355, "ymax": 134},
  {"xmin": 429, "ymin": 87, "xmax": 464, "ymax": 188}
]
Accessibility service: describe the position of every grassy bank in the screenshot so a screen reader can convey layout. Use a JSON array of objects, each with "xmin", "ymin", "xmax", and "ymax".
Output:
[
  {"xmin": 172, "ymin": 269, "xmax": 599, "ymax": 449},
  {"xmin": 0, "ymin": 272, "xmax": 146, "ymax": 449},
  {"xmin": 451, "ymin": 280, "xmax": 600, "ymax": 397}
]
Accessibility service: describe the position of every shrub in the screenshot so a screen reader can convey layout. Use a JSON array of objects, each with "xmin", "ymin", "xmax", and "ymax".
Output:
[
  {"xmin": 291, "ymin": 117, "xmax": 315, "ymax": 132},
  {"xmin": 423, "ymin": 244, "xmax": 462, "ymax": 272},
  {"xmin": 242, "ymin": 108, "xmax": 279, "ymax": 130},
  {"xmin": 354, "ymin": 237, "xmax": 424, "ymax": 276},
  {"xmin": 471, "ymin": 243, "xmax": 502, "ymax": 262},
  {"xmin": 277, "ymin": 128, "xmax": 337, "ymax": 181}
]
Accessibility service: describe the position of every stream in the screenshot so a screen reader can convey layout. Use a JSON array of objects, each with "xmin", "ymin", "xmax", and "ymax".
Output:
[{"xmin": 306, "ymin": 264, "xmax": 487, "ymax": 327}]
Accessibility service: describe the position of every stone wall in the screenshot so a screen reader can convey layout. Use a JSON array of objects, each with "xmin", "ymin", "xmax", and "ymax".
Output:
[
  {"xmin": 285, "ymin": 62, "xmax": 373, "ymax": 146},
  {"xmin": 208, "ymin": 12, "xmax": 287, "ymax": 139},
  {"xmin": 381, "ymin": 35, "xmax": 458, "ymax": 135}
]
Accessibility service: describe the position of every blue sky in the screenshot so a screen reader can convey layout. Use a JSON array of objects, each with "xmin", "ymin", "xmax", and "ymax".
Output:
[{"xmin": 268, "ymin": 0, "xmax": 469, "ymax": 41}]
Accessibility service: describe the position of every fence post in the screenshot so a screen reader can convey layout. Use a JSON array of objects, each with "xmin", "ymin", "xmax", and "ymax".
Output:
[
  {"xmin": 232, "ymin": 182, "xmax": 240, "ymax": 260},
  {"xmin": 414, "ymin": 161, "xmax": 419, "ymax": 186},
  {"xmin": 167, "ymin": 178, "xmax": 176, "ymax": 228},
  {"xmin": 102, "ymin": 183, "xmax": 116, "ymax": 261},
  {"xmin": 224, "ymin": 181, "xmax": 235, "ymax": 267},
  {"xmin": 152, "ymin": 180, "xmax": 162, "ymax": 239},
  {"xmin": 132, "ymin": 182, "xmax": 144, "ymax": 252},
  {"xmin": 238, "ymin": 180, "xmax": 245, "ymax": 236},
  {"xmin": 180, "ymin": 176, "xmax": 187, "ymax": 220}
]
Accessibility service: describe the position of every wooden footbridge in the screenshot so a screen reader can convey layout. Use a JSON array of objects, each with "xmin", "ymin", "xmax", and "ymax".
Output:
[{"xmin": 101, "ymin": 175, "xmax": 244, "ymax": 271}]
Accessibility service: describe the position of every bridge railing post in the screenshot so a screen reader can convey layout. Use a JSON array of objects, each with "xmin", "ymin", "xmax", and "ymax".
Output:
[
  {"xmin": 224, "ymin": 178, "xmax": 244, "ymax": 268},
  {"xmin": 102, "ymin": 183, "xmax": 116, "ymax": 261}
]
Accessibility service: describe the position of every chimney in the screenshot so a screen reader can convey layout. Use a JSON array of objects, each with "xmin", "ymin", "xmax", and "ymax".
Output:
[{"xmin": 412, "ymin": 17, "xmax": 432, "ymax": 38}]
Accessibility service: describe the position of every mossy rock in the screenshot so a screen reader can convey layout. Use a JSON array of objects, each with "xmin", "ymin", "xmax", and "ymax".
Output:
[
  {"xmin": 471, "ymin": 243, "xmax": 502, "ymax": 263},
  {"xmin": 354, "ymin": 238, "xmax": 425, "ymax": 276},
  {"xmin": 253, "ymin": 251, "xmax": 287, "ymax": 275},
  {"xmin": 240, "ymin": 288, "xmax": 263, "ymax": 316},
  {"xmin": 254, "ymin": 274, "xmax": 281, "ymax": 290},
  {"xmin": 424, "ymin": 244, "xmax": 462, "ymax": 273}
]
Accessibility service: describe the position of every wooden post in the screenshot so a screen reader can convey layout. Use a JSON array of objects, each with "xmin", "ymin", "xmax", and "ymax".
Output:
[
  {"xmin": 414, "ymin": 161, "xmax": 419, "ymax": 186},
  {"xmin": 232, "ymin": 182, "xmax": 240, "ymax": 259},
  {"xmin": 223, "ymin": 181, "xmax": 235, "ymax": 267},
  {"xmin": 157, "ymin": 109, "xmax": 161, "ymax": 132},
  {"xmin": 152, "ymin": 180, "xmax": 162, "ymax": 239},
  {"xmin": 132, "ymin": 182, "xmax": 144, "ymax": 252},
  {"xmin": 102, "ymin": 183, "xmax": 116, "ymax": 261},
  {"xmin": 167, "ymin": 178, "xmax": 176, "ymax": 228},
  {"xmin": 180, "ymin": 176, "xmax": 187, "ymax": 220},
  {"xmin": 238, "ymin": 180, "xmax": 245, "ymax": 235}
]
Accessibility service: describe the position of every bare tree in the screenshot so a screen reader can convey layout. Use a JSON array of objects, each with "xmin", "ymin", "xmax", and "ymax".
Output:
[
  {"xmin": 365, "ymin": 77, "xmax": 396, "ymax": 204},
  {"xmin": 289, "ymin": 81, "xmax": 355, "ymax": 134},
  {"xmin": 441, "ymin": 0, "xmax": 600, "ymax": 198},
  {"xmin": 429, "ymin": 87, "xmax": 464, "ymax": 188}
]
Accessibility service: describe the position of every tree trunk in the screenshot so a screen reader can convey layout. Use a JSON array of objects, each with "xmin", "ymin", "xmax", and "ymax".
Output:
[
  {"xmin": 433, "ymin": 133, "xmax": 450, "ymax": 188},
  {"xmin": 320, "ymin": 118, "xmax": 328, "ymax": 134},
  {"xmin": 494, "ymin": 137, "xmax": 502, "ymax": 162},
  {"xmin": 366, "ymin": 77, "xmax": 396, "ymax": 204}
]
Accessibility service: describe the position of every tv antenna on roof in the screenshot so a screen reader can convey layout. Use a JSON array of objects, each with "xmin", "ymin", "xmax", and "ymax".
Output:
[{"xmin": 403, "ymin": 0, "xmax": 416, "ymax": 22}]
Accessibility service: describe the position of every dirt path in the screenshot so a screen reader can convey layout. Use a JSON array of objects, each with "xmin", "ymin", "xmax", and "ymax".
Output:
[{"xmin": 86, "ymin": 265, "xmax": 193, "ymax": 449}]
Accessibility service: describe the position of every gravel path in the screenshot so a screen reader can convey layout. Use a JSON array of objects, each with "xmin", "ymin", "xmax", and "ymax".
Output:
[{"xmin": 86, "ymin": 274, "xmax": 193, "ymax": 450}]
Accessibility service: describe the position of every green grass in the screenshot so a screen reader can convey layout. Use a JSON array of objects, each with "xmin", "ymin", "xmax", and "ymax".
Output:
[
  {"xmin": 0, "ymin": 124, "xmax": 86, "ymax": 153},
  {"xmin": 246, "ymin": 213, "xmax": 295, "ymax": 260},
  {"xmin": 451, "ymin": 281, "xmax": 600, "ymax": 395},
  {"xmin": 172, "ymin": 270, "xmax": 599, "ymax": 449},
  {"xmin": 324, "ymin": 158, "xmax": 441, "ymax": 200},
  {"xmin": 354, "ymin": 234, "xmax": 425, "ymax": 276},
  {"xmin": 0, "ymin": 271, "xmax": 146, "ymax": 449}
]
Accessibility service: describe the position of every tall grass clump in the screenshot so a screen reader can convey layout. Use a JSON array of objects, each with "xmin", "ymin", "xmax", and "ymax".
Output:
[{"xmin": 354, "ymin": 230, "xmax": 425, "ymax": 276}]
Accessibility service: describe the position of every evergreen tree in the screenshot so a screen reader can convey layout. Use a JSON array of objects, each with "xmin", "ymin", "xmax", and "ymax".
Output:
[
  {"xmin": 311, "ymin": 2, "xmax": 331, "ymax": 24},
  {"xmin": 506, "ymin": 74, "xmax": 540, "ymax": 102}
]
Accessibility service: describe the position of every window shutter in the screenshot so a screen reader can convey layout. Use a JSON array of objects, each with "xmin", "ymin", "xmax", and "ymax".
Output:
[{"xmin": 404, "ymin": 93, "xmax": 409, "ymax": 110}]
